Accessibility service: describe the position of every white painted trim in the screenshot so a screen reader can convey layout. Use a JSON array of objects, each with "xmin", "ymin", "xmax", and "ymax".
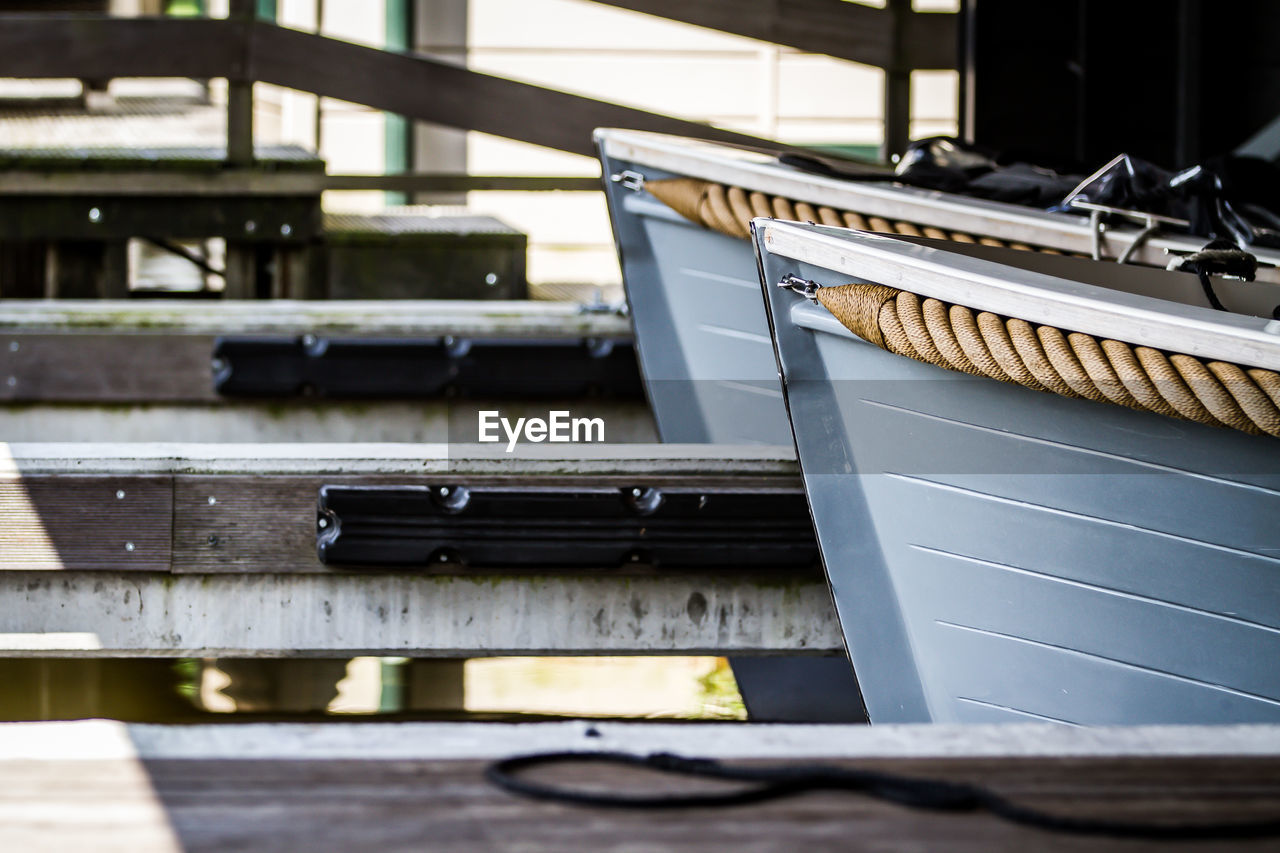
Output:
[
  {"xmin": 0, "ymin": 299, "xmax": 631, "ymax": 336},
  {"xmin": 7, "ymin": 719, "xmax": 1280, "ymax": 761},
  {"xmin": 0, "ymin": 442, "xmax": 799, "ymax": 476},
  {"xmin": 0, "ymin": 401, "xmax": 658, "ymax": 445},
  {"xmin": 0, "ymin": 571, "xmax": 836, "ymax": 656},
  {"xmin": 763, "ymin": 221, "xmax": 1280, "ymax": 370},
  {"xmin": 596, "ymin": 129, "xmax": 1280, "ymax": 279}
]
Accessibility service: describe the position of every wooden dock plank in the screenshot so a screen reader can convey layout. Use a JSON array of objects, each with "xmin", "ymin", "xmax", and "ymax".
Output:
[
  {"xmin": 0, "ymin": 443, "xmax": 800, "ymax": 574},
  {"xmin": 172, "ymin": 472, "xmax": 806, "ymax": 575},
  {"xmin": 122, "ymin": 757, "xmax": 1280, "ymax": 852},
  {"xmin": 0, "ymin": 401, "xmax": 656, "ymax": 444},
  {"xmin": 0, "ymin": 171, "xmax": 603, "ymax": 195},
  {"xmin": 0, "ymin": 443, "xmax": 798, "ymax": 478},
  {"xmin": 0, "ymin": 300, "xmax": 632, "ymax": 336},
  {"xmin": 0, "ymin": 334, "xmax": 216, "ymax": 402},
  {"xmin": 0, "ymin": 446, "xmax": 822, "ymax": 655},
  {"xmin": 0, "ymin": 476, "xmax": 170, "ymax": 571},
  {"xmin": 0, "ymin": 300, "xmax": 633, "ymax": 403},
  {"xmin": 173, "ymin": 474, "xmax": 334, "ymax": 574},
  {"xmin": 4, "ymin": 721, "xmax": 1280, "ymax": 853}
]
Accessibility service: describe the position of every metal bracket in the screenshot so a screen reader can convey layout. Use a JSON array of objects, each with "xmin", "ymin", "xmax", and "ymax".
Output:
[
  {"xmin": 610, "ymin": 170, "xmax": 646, "ymax": 192},
  {"xmin": 212, "ymin": 335, "xmax": 643, "ymax": 399},
  {"xmin": 316, "ymin": 484, "xmax": 817, "ymax": 570},
  {"xmin": 777, "ymin": 274, "xmax": 822, "ymax": 302}
]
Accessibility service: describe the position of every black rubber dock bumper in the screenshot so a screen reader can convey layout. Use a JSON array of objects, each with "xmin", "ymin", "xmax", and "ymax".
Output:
[
  {"xmin": 212, "ymin": 336, "xmax": 643, "ymax": 399},
  {"xmin": 316, "ymin": 485, "xmax": 818, "ymax": 569}
]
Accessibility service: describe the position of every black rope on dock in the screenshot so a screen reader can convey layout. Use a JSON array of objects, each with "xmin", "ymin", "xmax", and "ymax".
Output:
[{"xmin": 486, "ymin": 750, "xmax": 1280, "ymax": 840}]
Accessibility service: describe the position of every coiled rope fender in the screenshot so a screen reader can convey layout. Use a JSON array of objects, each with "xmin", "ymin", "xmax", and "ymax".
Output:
[
  {"xmin": 646, "ymin": 177, "xmax": 1050, "ymax": 253},
  {"xmin": 815, "ymin": 283, "xmax": 1280, "ymax": 437}
]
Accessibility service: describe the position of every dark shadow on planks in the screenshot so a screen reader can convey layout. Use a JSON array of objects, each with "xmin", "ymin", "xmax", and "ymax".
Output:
[{"xmin": 8, "ymin": 753, "xmax": 1280, "ymax": 852}]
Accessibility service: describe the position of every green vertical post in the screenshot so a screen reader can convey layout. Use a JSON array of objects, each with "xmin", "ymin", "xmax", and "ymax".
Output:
[
  {"xmin": 164, "ymin": 0, "xmax": 206, "ymax": 16},
  {"xmin": 378, "ymin": 658, "xmax": 406, "ymax": 712},
  {"xmin": 384, "ymin": 0, "xmax": 413, "ymax": 206}
]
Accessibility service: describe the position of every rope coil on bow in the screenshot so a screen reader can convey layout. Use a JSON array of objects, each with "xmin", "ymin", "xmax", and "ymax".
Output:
[
  {"xmin": 814, "ymin": 284, "xmax": 1280, "ymax": 437},
  {"xmin": 645, "ymin": 178, "xmax": 1054, "ymax": 254}
]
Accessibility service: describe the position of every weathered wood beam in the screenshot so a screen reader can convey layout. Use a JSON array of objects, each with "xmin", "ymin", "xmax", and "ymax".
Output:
[
  {"xmin": 0, "ymin": 17, "xmax": 781, "ymax": 157},
  {"xmin": 589, "ymin": 0, "xmax": 957, "ymax": 70},
  {"xmin": 0, "ymin": 16, "xmax": 240, "ymax": 79},
  {"xmin": 0, "ymin": 301, "xmax": 634, "ymax": 403},
  {"xmin": 7, "ymin": 721, "xmax": 1280, "ymax": 852},
  {"xmin": 0, "ymin": 443, "xmax": 801, "ymax": 574},
  {"xmin": 5, "ymin": 442, "xmax": 794, "ymax": 477},
  {"xmin": 225, "ymin": 0, "xmax": 256, "ymax": 165},
  {"xmin": 321, "ymin": 174, "xmax": 602, "ymax": 192},
  {"xmin": 0, "ymin": 171, "xmax": 600, "ymax": 195},
  {"xmin": 0, "ymin": 570, "xmax": 838, "ymax": 656},
  {"xmin": 0, "ymin": 299, "xmax": 632, "ymax": 335},
  {"xmin": 883, "ymin": 0, "xmax": 912, "ymax": 159},
  {"xmin": 246, "ymin": 24, "xmax": 774, "ymax": 158},
  {"xmin": 0, "ymin": 401, "xmax": 658, "ymax": 444},
  {"xmin": 16, "ymin": 720, "xmax": 1280, "ymax": 761},
  {"xmin": 0, "ymin": 196, "xmax": 319, "ymax": 242},
  {"xmin": 900, "ymin": 6, "xmax": 960, "ymax": 70}
]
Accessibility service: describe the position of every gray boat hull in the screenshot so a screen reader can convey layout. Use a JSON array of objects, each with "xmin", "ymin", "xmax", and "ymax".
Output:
[
  {"xmin": 757, "ymin": 233, "xmax": 1280, "ymax": 725},
  {"xmin": 599, "ymin": 147, "xmax": 866, "ymax": 722}
]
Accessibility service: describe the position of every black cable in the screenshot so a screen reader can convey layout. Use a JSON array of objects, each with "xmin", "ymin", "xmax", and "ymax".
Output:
[
  {"xmin": 1196, "ymin": 270, "xmax": 1228, "ymax": 312},
  {"xmin": 1172, "ymin": 241, "xmax": 1257, "ymax": 313},
  {"xmin": 486, "ymin": 750, "xmax": 1280, "ymax": 841}
]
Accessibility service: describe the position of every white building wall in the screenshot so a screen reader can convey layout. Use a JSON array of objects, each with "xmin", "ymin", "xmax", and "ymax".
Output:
[{"xmin": 258, "ymin": 0, "xmax": 959, "ymax": 286}]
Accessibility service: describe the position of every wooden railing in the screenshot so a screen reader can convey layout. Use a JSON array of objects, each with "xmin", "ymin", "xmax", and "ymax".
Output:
[{"xmin": 0, "ymin": 1, "xmax": 956, "ymax": 164}]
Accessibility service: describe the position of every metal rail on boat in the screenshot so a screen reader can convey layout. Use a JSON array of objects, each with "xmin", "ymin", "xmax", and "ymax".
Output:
[{"xmin": 598, "ymin": 129, "xmax": 1280, "ymax": 281}]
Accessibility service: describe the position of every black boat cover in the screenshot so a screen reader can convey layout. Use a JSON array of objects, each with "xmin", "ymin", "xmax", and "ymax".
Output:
[{"xmin": 784, "ymin": 136, "xmax": 1280, "ymax": 250}]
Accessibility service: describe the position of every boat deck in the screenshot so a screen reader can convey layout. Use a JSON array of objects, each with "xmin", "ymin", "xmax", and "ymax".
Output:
[{"xmin": 8, "ymin": 721, "xmax": 1280, "ymax": 852}]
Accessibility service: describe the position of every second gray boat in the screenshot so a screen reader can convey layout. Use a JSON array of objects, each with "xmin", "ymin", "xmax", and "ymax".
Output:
[{"xmin": 756, "ymin": 220, "xmax": 1280, "ymax": 725}]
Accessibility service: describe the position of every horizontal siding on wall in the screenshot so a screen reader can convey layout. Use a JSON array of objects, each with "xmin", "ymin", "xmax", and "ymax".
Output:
[{"xmin": 266, "ymin": 0, "xmax": 958, "ymax": 284}]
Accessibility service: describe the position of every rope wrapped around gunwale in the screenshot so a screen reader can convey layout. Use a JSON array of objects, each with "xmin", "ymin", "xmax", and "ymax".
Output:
[
  {"xmin": 645, "ymin": 177, "xmax": 1053, "ymax": 254},
  {"xmin": 816, "ymin": 283, "xmax": 1280, "ymax": 437}
]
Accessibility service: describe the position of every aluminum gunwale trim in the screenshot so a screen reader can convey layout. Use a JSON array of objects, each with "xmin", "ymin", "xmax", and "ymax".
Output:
[
  {"xmin": 595, "ymin": 128, "xmax": 1280, "ymax": 277},
  {"xmin": 763, "ymin": 221, "xmax": 1280, "ymax": 370}
]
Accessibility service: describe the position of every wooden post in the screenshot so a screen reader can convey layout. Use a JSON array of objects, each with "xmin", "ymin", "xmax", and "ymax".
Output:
[
  {"xmin": 410, "ymin": 0, "xmax": 470, "ymax": 205},
  {"xmin": 225, "ymin": 0, "xmax": 257, "ymax": 297},
  {"xmin": 45, "ymin": 241, "xmax": 127, "ymax": 298},
  {"xmin": 227, "ymin": 0, "xmax": 256, "ymax": 167},
  {"xmin": 227, "ymin": 83, "xmax": 254, "ymax": 166},
  {"xmin": 215, "ymin": 659, "xmax": 349, "ymax": 713},
  {"xmin": 0, "ymin": 241, "xmax": 45, "ymax": 299},
  {"xmin": 404, "ymin": 660, "xmax": 466, "ymax": 711},
  {"xmin": 882, "ymin": 0, "xmax": 912, "ymax": 161},
  {"xmin": 221, "ymin": 240, "xmax": 257, "ymax": 299},
  {"xmin": 0, "ymin": 659, "xmax": 192, "ymax": 722}
]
